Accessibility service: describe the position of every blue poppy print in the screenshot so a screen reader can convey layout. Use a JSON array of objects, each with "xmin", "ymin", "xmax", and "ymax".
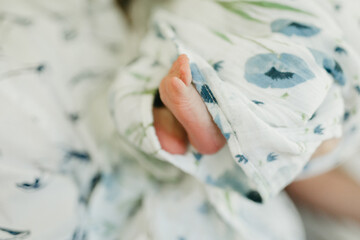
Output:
[
  {"xmin": 72, "ymin": 227, "xmax": 87, "ymax": 240},
  {"xmin": 355, "ymin": 85, "xmax": 360, "ymax": 94},
  {"xmin": 0, "ymin": 227, "xmax": 30, "ymax": 239},
  {"xmin": 205, "ymin": 169, "xmax": 248, "ymax": 194},
  {"xmin": 309, "ymin": 112, "xmax": 317, "ymax": 121},
  {"xmin": 326, "ymin": 62, "xmax": 345, "ymax": 85},
  {"xmin": 168, "ymin": 24, "xmax": 177, "ymax": 34},
  {"xmin": 267, "ymin": 152, "xmax": 278, "ymax": 162},
  {"xmin": 213, "ymin": 60, "xmax": 224, "ymax": 72},
  {"xmin": 206, "ymin": 166, "xmax": 261, "ymax": 203},
  {"xmin": 246, "ymin": 190, "xmax": 262, "ymax": 203},
  {"xmin": 350, "ymin": 126, "xmax": 357, "ymax": 133},
  {"xmin": 193, "ymin": 152, "xmax": 203, "ymax": 161},
  {"xmin": 271, "ymin": 19, "xmax": 321, "ymax": 37},
  {"xmin": 17, "ymin": 177, "xmax": 42, "ymax": 190},
  {"xmin": 63, "ymin": 29, "xmax": 77, "ymax": 41},
  {"xmin": 344, "ymin": 111, "xmax": 350, "ymax": 121},
  {"xmin": 309, "ymin": 48, "xmax": 346, "ymax": 86},
  {"xmin": 235, "ymin": 154, "xmax": 248, "ymax": 164},
  {"xmin": 154, "ymin": 23, "xmax": 165, "ymax": 40},
  {"xmin": 245, "ymin": 53, "xmax": 315, "ymax": 88},
  {"xmin": 197, "ymin": 201, "xmax": 212, "ymax": 215},
  {"xmin": 36, "ymin": 64, "xmax": 46, "ymax": 73},
  {"xmin": 303, "ymin": 162, "xmax": 311, "ymax": 171},
  {"xmin": 152, "ymin": 59, "xmax": 160, "ymax": 67},
  {"xmin": 334, "ymin": 46, "xmax": 347, "ymax": 55},
  {"xmin": 65, "ymin": 150, "xmax": 91, "ymax": 162},
  {"xmin": 79, "ymin": 173, "xmax": 101, "ymax": 205},
  {"xmin": 69, "ymin": 113, "xmax": 79, "ymax": 122},
  {"xmin": 314, "ymin": 124, "xmax": 324, "ymax": 135},
  {"xmin": 200, "ymin": 84, "xmax": 217, "ymax": 104},
  {"xmin": 190, "ymin": 63, "xmax": 206, "ymax": 84},
  {"xmin": 190, "ymin": 63, "xmax": 220, "ymax": 104},
  {"xmin": 252, "ymin": 100, "xmax": 264, "ymax": 105},
  {"xmin": 334, "ymin": 4, "xmax": 341, "ymax": 11}
]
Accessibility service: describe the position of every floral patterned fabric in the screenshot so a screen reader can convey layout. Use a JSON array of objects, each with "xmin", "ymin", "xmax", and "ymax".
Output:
[
  {"xmin": 1, "ymin": 0, "xmax": 360, "ymax": 240},
  {"xmin": 113, "ymin": 0, "xmax": 360, "ymax": 203}
]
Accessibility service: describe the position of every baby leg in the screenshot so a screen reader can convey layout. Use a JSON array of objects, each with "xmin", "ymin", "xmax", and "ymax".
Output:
[{"xmin": 287, "ymin": 139, "xmax": 360, "ymax": 224}]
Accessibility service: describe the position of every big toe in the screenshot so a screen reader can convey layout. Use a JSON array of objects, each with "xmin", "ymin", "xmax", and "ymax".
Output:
[{"xmin": 160, "ymin": 56, "xmax": 226, "ymax": 154}]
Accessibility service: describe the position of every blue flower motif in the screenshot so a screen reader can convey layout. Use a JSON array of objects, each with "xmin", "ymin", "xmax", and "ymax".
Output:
[
  {"xmin": 205, "ymin": 169, "xmax": 261, "ymax": 203},
  {"xmin": 168, "ymin": 24, "xmax": 177, "ymax": 34},
  {"xmin": 65, "ymin": 150, "xmax": 91, "ymax": 162},
  {"xmin": 245, "ymin": 53, "xmax": 315, "ymax": 88},
  {"xmin": 271, "ymin": 19, "xmax": 321, "ymax": 37},
  {"xmin": 69, "ymin": 113, "xmax": 79, "ymax": 122},
  {"xmin": 193, "ymin": 152, "xmax": 203, "ymax": 161},
  {"xmin": 350, "ymin": 126, "xmax": 357, "ymax": 133},
  {"xmin": 309, "ymin": 48, "xmax": 346, "ymax": 86},
  {"xmin": 72, "ymin": 227, "xmax": 87, "ymax": 240},
  {"xmin": 246, "ymin": 190, "xmax": 262, "ymax": 203},
  {"xmin": 334, "ymin": 46, "xmax": 347, "ymax": 55},
  {"xmin": 213, "ymin": 60, "xmax": 224, "ymax": 72},
  {"xmin": 79, "ymin": 173, "xmax": 102, "ymax": 205},
  {"xmin": 190, "ymin": 62, "xmax": 219, "ymax": 104},
  {"xmin": 200, "ymin": 84, "xmax": 217, "ymax": 103},
  {"xmin": 205, "ymin": 167, "xmax": 248, "ymax": 194},
  {"xmin": 16, "ymin": 177, "xmax": 42, "ymax": 190},
  {"xmin": 36, "ymin": 64, "xmax": 46, "ymax": 72},
  {"xmin": 0, "ymin": 227, "xmax": 30, "ymax": 239},
  {"xmin": 303, "ymin": 162, "xmax": 310, "ymax": 171},
  {"xmin": 252, "ymin": 100, "xmax": 264, "ymax": 105},
  {"xmin": 197, "ymin": 201, "xmax": 212, "ymax": 215},
  {"xmin": 154, "ymin": 23, "xmax": 165, "ymax": 40},
  {"xmin": 314, "ymin": 124, "xmax": 324, "ymax": 135},
  {"xmin": 190, "ymin": 63, "xmax": 206, "ymax": 84},
  {"xmin": 267, "ymin": 152, "xmax": 278, "ymax": 162},
  {"xmin": 235, "ymin": 154, "xmax": 248, "ymax": 164},
  {"xmin": 326, "ymin": 62, "xmax": 345, "ymax": 85},
  {"xmin": 344, "ymin": 111, "xmax": 350, "ymax": 121},
  {"xmin": 355, "ymin": 85, "xmax": 360, "ymax": 94},
  {"xmin": 152, "ymin": 60, "xmax": 160, "ymax": 67},
  {"xmin": 309, "ymin": 112, "xmax": 317, "ymax": 121}
]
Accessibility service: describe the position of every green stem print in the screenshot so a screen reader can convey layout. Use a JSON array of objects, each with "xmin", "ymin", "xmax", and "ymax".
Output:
[
  {"xmin": 118, "ymin": 87, "xmax": 158, "ymax": 103},
  {"xmin": 131, "ymin": 72, "xmax": 152, "ymax": 82},
  {"xmin": 212, "ymin": 29, "xmax": 276, "ymax": 53},
  {"xmin": 216, "ymin": 0, "xmax": 313, "ymax": 23},
  {"xmin": 125, "ymin": 122, "xmax": 153, "ymax": 147},
  {"xmin": 212, "ymin": 30, "xmax": 234, "ymax": 44},
  {"xmin": 217, "ymin": 1, "xmax": 263, "ymax": 23}
]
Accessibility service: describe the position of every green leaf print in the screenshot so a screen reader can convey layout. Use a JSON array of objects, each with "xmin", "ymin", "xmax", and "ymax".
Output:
[
  {"xmin": 212, "ymin": 30, "xmax": 233, "ymax": 44},
  {"xmin": 241, "ymin": 1, "xmax": 314, "ymax": 16},
  {"xmin": 131, "ymin": 72, "xmax": 151, "ymax": 82},
  {"xmin": 118, "ymin": 87, "xmax": 158, "ymax": 103},
  {"xmin": 217, "ymin": 1, "xmax": 263, "ymax": 23},
  {"xmin": 281, "ymin": 92, "xmax": 289, "ymax": 99},
  {"xmin": 216, "ymin": 0, "xmax": 314, "ymax": 23},
  {"xmin": 125, "ymin": 122, "xmax": 153, "ymax": 147}
]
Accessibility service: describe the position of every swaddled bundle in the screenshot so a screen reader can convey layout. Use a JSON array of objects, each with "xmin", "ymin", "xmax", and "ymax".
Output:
[{"xmin": 111, "ymin": 0, "xmax": 360, "ymax": 202}]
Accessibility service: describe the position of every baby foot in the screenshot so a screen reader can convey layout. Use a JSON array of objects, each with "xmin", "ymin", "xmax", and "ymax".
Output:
[
  {"xmin": 153, "ymin": 107, "xmax": 188, "ymax": 154},
  {"xmin": 158, "ymin": 54, "xmax": 226, "ymax": 154}
]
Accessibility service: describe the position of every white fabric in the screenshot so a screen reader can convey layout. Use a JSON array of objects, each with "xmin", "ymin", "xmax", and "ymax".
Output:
[{"xmin": 1, "ymin": 0, "xmax": 360, "ymax": 239}]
